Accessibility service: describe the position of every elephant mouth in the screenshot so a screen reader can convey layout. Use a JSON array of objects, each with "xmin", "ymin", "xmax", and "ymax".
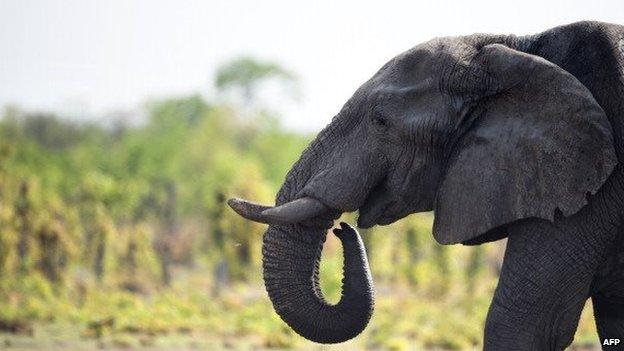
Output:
[
  {"xmin": 356, "ymin": 176, "xmax": 432, "ymax": 229},
  {"xmin": 353, "ymin": 180, "xmax": 399, "ymax": 228}
]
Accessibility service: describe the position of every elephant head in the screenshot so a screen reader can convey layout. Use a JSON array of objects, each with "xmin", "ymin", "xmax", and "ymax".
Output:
[{"xmin": 228, "ymin": 35, "xmax": 617, "ymax": 343}]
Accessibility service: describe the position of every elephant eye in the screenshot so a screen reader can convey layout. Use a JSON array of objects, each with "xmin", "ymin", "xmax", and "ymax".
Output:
[{"xmin": 372, "ymin": 111, "xmax": 387, "ymax": 127}]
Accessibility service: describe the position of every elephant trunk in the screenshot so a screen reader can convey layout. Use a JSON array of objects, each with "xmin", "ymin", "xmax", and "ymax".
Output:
[
  {"xmin": 229, "ymin": 115, "xmax": 376, "ymax": 343},
  {"xmin": 262, "ymin": 221, "xmax": 374, "ymax": 343}
]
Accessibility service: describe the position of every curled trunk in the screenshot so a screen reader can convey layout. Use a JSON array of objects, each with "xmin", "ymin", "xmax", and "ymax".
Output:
[
  {"xmin": 262, "ymin": 222, "xmax": 374, "ymax": 343},
  {"xmin": 255, "ymin": 115, "xmax": 375, "ymax": 343}
]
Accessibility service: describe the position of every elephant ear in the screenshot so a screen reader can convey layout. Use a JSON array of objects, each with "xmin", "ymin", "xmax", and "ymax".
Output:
[{"xmin": 433, "ymin": 44, "xmax": 617, "ymax": 245}]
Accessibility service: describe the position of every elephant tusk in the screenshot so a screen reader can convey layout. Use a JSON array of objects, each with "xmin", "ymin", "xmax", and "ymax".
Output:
[
  {"xmin": 227, "ymin": 198, "xmax": 275, "ymax": 224},
  {"xmin": 261, "ymin": 197, "xmax": 329, "ymax": 224},
  {"xmin": 227, "ymin": 197, "xmax": 329, "ymax": 225}
]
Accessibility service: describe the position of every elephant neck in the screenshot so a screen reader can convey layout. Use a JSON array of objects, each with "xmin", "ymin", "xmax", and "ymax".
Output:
[{"xmin": 572, "ymin": 163, "xmax": 624, "ymax": 241}]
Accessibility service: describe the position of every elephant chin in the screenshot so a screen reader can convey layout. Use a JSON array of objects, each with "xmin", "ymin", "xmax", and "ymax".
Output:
[
  {"xmin": 357, "ymin": 204, "xmax": 389, "ymax": 228},
  {"xmin": 357, "ymin": 189, "xmax": 409, "ymax": 229},
  {"xmin": 358, "ymin": 203, "xmax": 405, "ymax": 228},
  {"xmin": 358, "ymin": 195, "xmax": 431, "ymax": 228},
  {"xmin": 356, "ymin": 182, "xmax": 394, "ymax": 228}
]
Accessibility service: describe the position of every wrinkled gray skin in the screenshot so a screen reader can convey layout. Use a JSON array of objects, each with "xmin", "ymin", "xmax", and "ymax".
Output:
[{"xmin": 229, "ymin": 21, "xmax": 624, "ymax": 349}]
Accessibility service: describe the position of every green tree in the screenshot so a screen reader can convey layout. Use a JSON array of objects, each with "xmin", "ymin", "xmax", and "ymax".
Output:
[
  {"xmin": 153, "ymin": 180, "xmax": 178, "ymax": 286},
  {"xmin": 432, "ymin": 242, "xmax": 451, "ymax": 296},
  {"xmin": 215, "ymin": 57, "xmax": 297, "ymax": 105},
  {"xmin": 14, "ymin": 180, "xmax": 33, "ymax": 274},
  {"xmin": 35, "ymin": 212, "xmax": 67, "ymax": 283},
  {"xmin": 465, "ymin": 246, "xmax": 486, "ymax": 298}
]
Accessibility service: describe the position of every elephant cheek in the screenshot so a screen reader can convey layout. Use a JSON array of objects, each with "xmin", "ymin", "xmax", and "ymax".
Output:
[{"xmin": 399, "ymin": 163, "xmax": 442, "ymax": 213}]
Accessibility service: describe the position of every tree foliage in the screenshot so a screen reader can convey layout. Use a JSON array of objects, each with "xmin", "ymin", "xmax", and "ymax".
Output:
[{"xmin": 215, "ymin": 56, "xmax": 297, "ymax": 104}]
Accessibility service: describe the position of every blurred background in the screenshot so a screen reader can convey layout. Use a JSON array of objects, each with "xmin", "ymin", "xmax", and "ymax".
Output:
[{"xmin": 0, "ymin": 1, "xmax": 622, "ymax": 350}]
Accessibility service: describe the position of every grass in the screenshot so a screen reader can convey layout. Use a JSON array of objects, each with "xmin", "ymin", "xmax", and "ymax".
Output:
[
  {"xmin": 0, "ymin": 215, "xmax": 603, "ymax": 350},
  {"xmin": 0, "ymin": 270, "xmax": 601, "ymax": 350}
]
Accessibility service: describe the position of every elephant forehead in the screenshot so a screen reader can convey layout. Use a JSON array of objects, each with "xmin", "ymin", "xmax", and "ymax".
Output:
[
  {"xmin": 366, "ymin": 73, "xmax": 440, "ymax": 108},
  {"xmin": 371, "ymin": 43, "xmax": 447, "ymax": 82}
]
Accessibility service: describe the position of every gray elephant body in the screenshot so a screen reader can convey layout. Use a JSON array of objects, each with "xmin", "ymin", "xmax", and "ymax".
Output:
[{"xmin": 229, "ymin": 21, "xmax": 624, "ymax": 350}]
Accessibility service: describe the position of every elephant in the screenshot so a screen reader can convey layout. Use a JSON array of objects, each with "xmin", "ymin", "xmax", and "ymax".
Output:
[{"xmin": 228, "ymin": 21, "xmax": 624, "ymax": 350}]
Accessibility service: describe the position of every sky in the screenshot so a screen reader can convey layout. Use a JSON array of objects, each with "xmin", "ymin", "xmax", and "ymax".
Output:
[{"xmin": 1, "ymin": 0, "xmax": 623, "ymax": 132}]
